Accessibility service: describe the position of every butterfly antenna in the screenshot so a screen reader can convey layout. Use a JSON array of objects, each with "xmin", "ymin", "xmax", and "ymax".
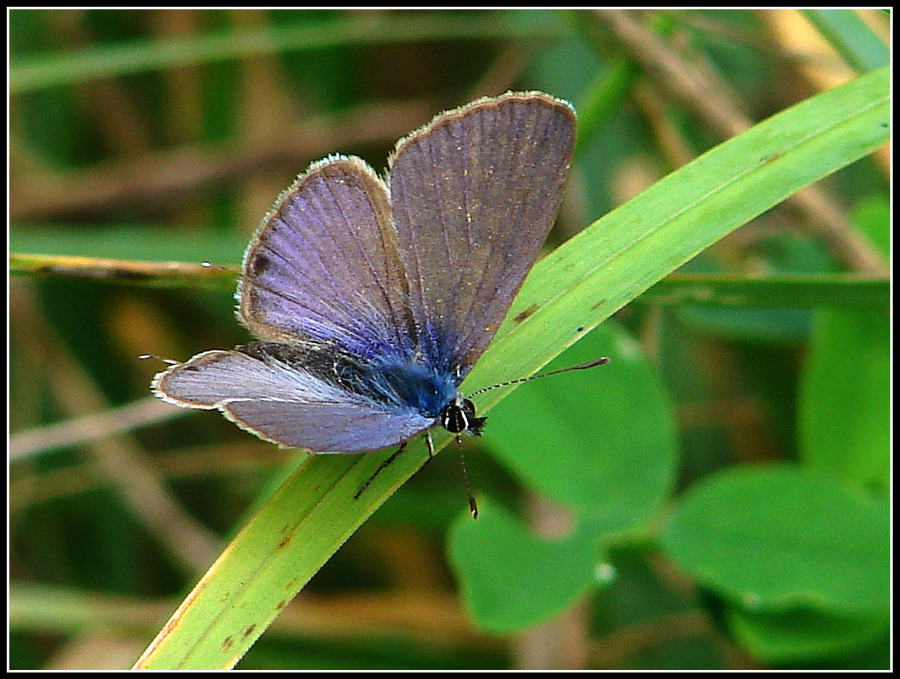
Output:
[
  {"xmin": 467, "ymin": 357, "xmax": 610, "ymax": 398},
  {"xmin": 456, "ymin": 436, "xmax": 479, "ymax": 519}
]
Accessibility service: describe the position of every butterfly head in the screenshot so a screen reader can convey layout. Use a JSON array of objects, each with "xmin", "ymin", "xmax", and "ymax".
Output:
[{"xmin": 440, "ymin": 396, "xmax": 486, "ymax": 438}]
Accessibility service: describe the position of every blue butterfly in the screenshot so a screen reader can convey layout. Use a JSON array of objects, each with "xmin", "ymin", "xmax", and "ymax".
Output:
[{"xmin": 152, "ymin": 92, "xmax": 588, "ymax": 515}]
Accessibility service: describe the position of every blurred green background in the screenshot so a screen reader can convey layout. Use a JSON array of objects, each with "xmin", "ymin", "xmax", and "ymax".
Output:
[{"xmin": 9, "ymin": 9, "xmax": 890, "ymax": 670}]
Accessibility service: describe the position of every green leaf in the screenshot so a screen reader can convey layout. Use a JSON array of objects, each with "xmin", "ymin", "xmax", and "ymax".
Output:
[
  {"xmin": 796, "ymin": 189, "xmax": 888, "ymax": 493},
  {"xmin": 134, "ymin": 451, "xmax": 419, "ymax": 669},
  {"xmin": 466, "ymin": 66, "xmax": 888, "ymax": 402},
  {"xmin": 643, "ymin": 274, "xmax": 889, "ymax": 309},
  {"xmin": 447, "ymin": 498, "xmax": 599, "ymax": 632},
  {"xmin": 660, "ymin": 465, "xmax": 889, "ymax": 614},
  {"xmin": 798, "ymin": 307, "xmax": 889, "ymax": 493},
  {"xmin": 446, "ymin": 323, "xmax": 676, "ymax": 632},
  {"xmin": 484, "ymin": 322, "xmax": 677, "ymax": 532},
  {"xmin": 726, "ymin": 605, "xmax": 889, "ymax": 665},
  {"xmin": 135, "ymin": 68, "xmax": 889, "ymax": 667},
  {"xmin": 10, "ymin": 226, "xmax": 248, "ymax": 265},
  {"xmin": 851, "ymin": 195, "xmax": 890, "ymax": 258}
]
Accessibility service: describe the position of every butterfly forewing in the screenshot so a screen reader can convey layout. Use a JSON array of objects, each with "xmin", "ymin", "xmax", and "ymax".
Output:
[
  {"xmin": 388, "ymin": 92, "xmax": 575, "ymax": 376},
  {"xmin": 238, "ymin": 156, "xmax": 412, "ymax": 362}
]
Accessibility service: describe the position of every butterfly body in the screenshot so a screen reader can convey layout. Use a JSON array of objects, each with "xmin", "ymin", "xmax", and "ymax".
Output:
[{"xmin": 152, "ymin": 92, "xmax": 575, "ymax": 456}]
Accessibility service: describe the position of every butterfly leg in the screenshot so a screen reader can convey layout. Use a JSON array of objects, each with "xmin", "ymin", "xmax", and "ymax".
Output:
[
  {"xmin": 353, "ymin": 440, "xmax": 409, "ymax": 500},
  {"xmin": 417, "ymin": 430, "xmax": 439, "ymax": 468}
]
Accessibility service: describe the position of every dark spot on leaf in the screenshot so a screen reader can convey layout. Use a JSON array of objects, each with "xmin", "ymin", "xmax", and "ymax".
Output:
[{"xmin": 513, "ymin": 303, "xmax": 539, "ymax": 323}]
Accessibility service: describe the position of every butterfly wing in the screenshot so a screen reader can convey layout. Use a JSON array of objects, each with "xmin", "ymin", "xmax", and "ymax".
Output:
[
  {"xmin": 152, "ymin": 347, "xmax": 432, "ymax": 452},
  {"xmin": 388, "ymin": 92, "xmax": 576, "ymax": 376},
  {"xmin": 238, "ymin": 155, "xmax": 413, "ymax": 363}
]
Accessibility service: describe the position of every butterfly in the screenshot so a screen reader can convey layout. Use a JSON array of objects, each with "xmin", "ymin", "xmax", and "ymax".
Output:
[{"xmin": 151, "ymin": 92, "xmax": 596, "ymax": 516}]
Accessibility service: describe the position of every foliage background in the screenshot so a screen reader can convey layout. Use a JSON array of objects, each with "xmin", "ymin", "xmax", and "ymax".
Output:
[{"xmin": 9, "ymin": 9, "xmax": 890, "ymax": 670}]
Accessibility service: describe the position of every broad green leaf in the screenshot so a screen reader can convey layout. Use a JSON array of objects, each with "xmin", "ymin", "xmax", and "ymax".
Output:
[
  {"xmin": 798, "ymin": 307, "xmax": 889, "ymax": 493},
  {"xmin": 660, "ymin": 465, "xmax": 889, "ymax": 613},
  {"xmin": 484, "ymin": 322, "xmax": 677, "ymax": 531},
  {"xmin": 851, "ymin": 195, "xmax": 890, "ymax": 257},
  {"xmin": 447, "ymin": 498, "xmax": 599, "ymax": 632},
  {"xmin": 726, "ymin": 605, "xmax": 889, "ymax": 665},
  {"xmin": 797, "ymin": 192, "xmax": 889, "ymax": 491},
  {"xmin": 448, "ymin": 323, "xmax": 676, "ymax": 632}
]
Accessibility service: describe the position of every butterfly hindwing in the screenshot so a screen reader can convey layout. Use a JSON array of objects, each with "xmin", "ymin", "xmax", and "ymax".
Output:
[{"xmin": 152, "ymin": 344, "xmax": 433, "ymax": 452}]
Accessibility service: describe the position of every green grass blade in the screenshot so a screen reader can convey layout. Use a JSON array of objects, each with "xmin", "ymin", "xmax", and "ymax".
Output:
[
  {"xmin": 10, "ymin": 13, "xmax": 560, "ymax": 94},
  {"xmin": 803, "ymin": 9, "xmax": 890, "ymax": 73}
]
